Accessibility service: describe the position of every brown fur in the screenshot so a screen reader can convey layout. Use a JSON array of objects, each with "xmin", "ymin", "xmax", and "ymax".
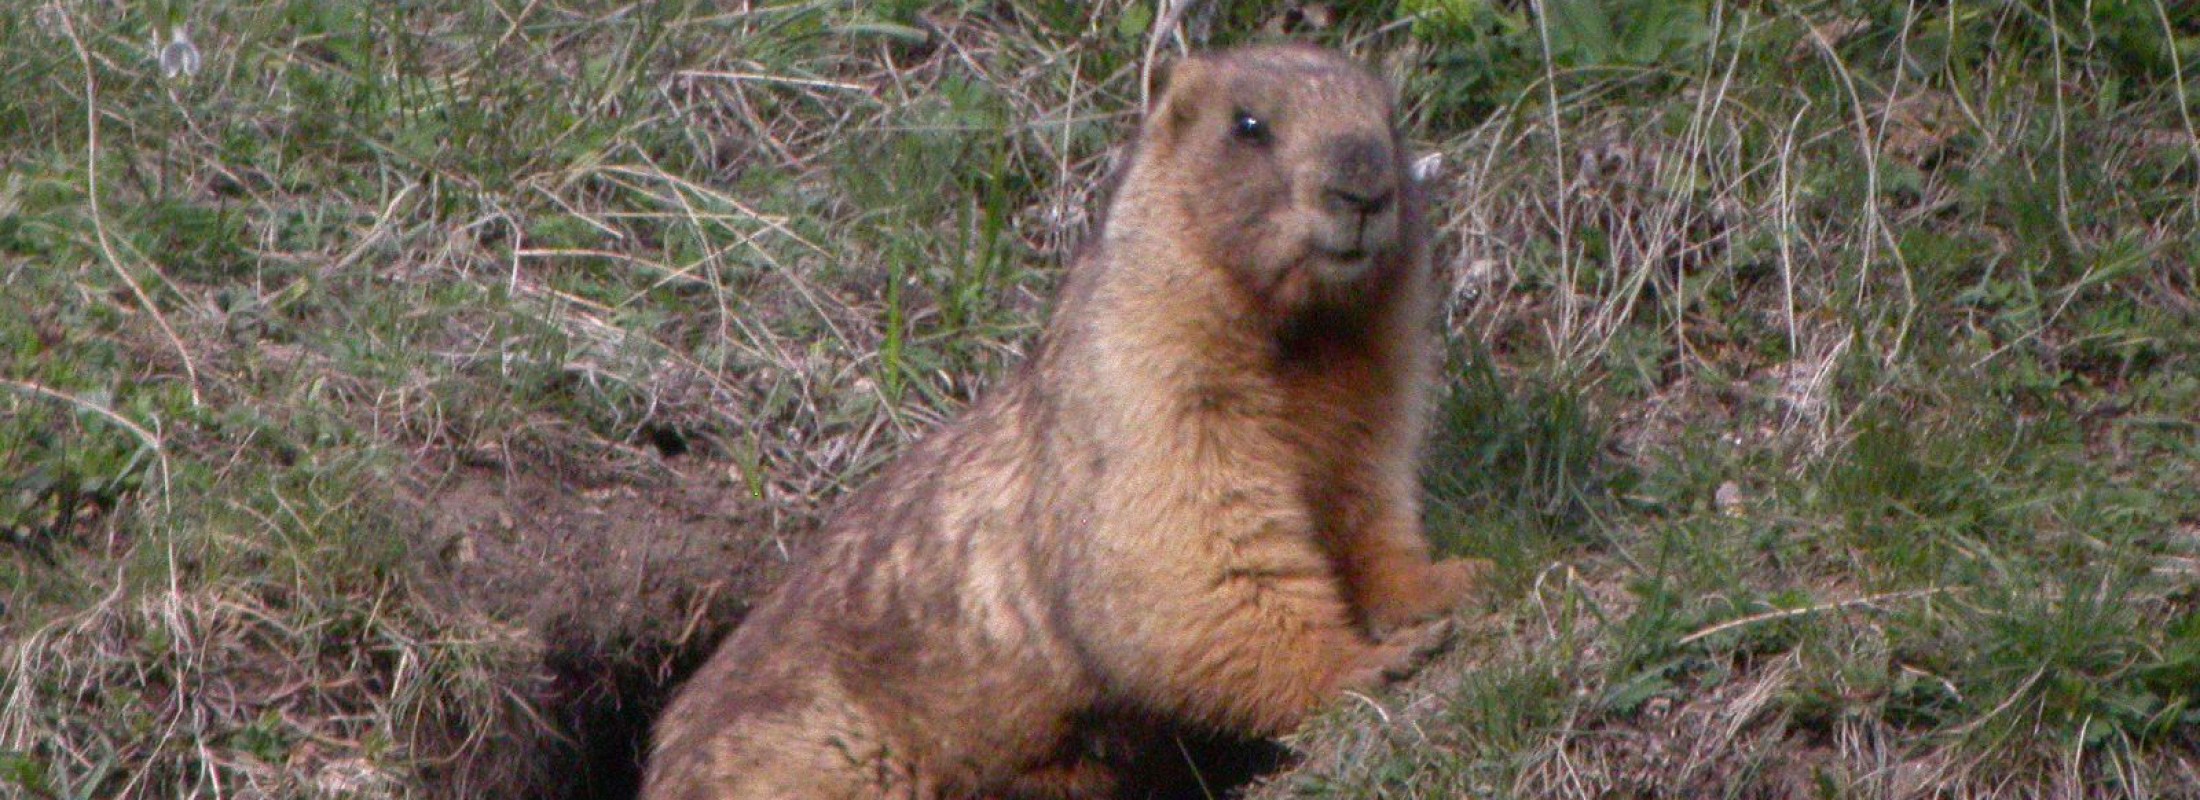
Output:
[{"xmin": 643, "ymin": 44, "xmax": 1488, "ymax": 800}]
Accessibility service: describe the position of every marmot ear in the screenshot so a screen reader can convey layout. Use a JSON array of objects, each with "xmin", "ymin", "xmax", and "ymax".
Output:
[{"xmin": 1149, "ymin": 57, "xmax": 1213, "ymax": 142}]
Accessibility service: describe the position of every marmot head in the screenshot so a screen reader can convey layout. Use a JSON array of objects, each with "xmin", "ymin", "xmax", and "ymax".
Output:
[{"xmin": 1124, "ymin": 45, "xmax": 1421, "ymax": 314}]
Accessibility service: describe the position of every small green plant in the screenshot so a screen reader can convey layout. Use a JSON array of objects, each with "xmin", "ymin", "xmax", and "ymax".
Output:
[
  {"xmin": 1427, "ymin": 348, "xmax": 1611, "ymax": 536},
  {"xmin": 1404, "ymin": 0, "xmax": 1711, "ymax": 124}
]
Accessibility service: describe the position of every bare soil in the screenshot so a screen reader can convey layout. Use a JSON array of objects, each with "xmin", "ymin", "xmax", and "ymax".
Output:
[{"xmin": 404, "ymin": 449, "xmax": 787, "ymax": 799}]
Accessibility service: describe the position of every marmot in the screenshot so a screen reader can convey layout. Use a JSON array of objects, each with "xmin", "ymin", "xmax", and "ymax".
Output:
[{"xmin": 643, "ymin": 44, "xmax": 1487, "ymax": 799}]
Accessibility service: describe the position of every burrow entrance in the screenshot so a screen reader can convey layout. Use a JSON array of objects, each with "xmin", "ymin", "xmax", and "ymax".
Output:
[
  {"xmin": 541, "ymin": 636, "xmax": 719, "ymax": 800},
  {"xmin": 414, "ymin": 460, "xmax": 1291, "ymax": 799},
  {"xmin": 410, "ymin": 459, "xmax": 778, "ymax": 799}
]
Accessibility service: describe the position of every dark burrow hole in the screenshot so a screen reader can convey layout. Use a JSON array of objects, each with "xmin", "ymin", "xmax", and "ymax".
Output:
[
  {"xmin": 1109, "ymin": 728, "xmax": 1291, "ymax": 799},
  {"xmin": 639, "ymin": 424, "xmax": 691, "ymax": 459},
  {"xmin": 538, "ymin": 637, "xmax": 1292, "ymax": 800},
  {"xmin": 543, "ymin": 637, "xmax": 718, "ymax": 800}
]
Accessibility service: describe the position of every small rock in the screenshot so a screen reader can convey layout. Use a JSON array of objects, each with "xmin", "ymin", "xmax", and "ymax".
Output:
[{"xmin": 1715, "ymin": 481, "xmax": 1744, "ymax": 516}]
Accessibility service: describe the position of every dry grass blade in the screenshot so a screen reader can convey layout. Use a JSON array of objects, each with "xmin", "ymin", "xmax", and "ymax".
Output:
[
  {"xmin": 52, "ymin": 8, "xmax": 202, "ymax": 408},
  {"xmin": 1676, "ymin": 587, "xmax": 1954, "ymax": 646}
]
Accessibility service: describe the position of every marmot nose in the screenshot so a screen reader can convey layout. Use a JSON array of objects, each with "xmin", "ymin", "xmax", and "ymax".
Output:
[
  {"xmin": 1322, "ymin": 185, "xmax": 1393, "ymax": 216},
  {"xmin": 1322, "ymin": 135, "xmax": 1396, "ymax": 217}
]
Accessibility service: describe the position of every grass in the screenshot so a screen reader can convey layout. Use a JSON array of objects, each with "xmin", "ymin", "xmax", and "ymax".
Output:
[{"xmin": 3, "ymin": 0, "xmax": 2197, "ymax": 798}]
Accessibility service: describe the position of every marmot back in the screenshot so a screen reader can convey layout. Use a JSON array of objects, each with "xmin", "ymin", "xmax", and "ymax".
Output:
[{"xmin": 643, "ymin": 44, "xmax": 1487, "ymax": 800}]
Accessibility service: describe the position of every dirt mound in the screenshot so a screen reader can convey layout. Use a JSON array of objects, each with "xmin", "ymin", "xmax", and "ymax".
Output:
[{"xmin": 405, "ymin": 454, "xmax": 789, "ymax": 799}]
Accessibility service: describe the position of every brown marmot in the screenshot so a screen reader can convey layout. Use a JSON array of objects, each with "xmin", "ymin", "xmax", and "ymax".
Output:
[{"xmin": 642, "ymin": 43, "xmax": 1487, "ymax": 800}]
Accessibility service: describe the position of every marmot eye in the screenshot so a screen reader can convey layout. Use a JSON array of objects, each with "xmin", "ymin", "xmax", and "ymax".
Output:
[{"xmin": 1231, "ymin": 111, "xmax": 1269, "ymax": 144}]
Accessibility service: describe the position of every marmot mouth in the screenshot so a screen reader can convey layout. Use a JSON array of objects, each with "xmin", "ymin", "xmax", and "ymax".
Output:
[
  {"xmin": 1296, "ymin": 246, "xmax": 1378, "ymax": 287},
  {"xmin": 1311, "ymin": 240, "xmax": 1377, "ymax": 265},
  {"xmin": 1308, "ymin": 225, "xmax": 1386, "ymax": 266}
]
